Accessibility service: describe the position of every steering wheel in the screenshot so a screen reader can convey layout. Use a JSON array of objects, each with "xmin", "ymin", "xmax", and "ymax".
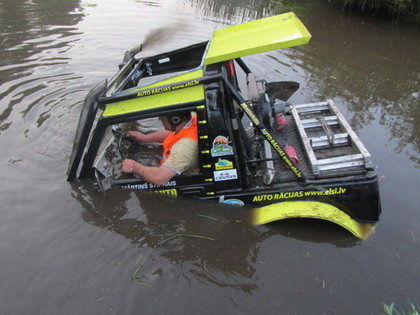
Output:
[{"xmin": 116, "ymin": 134, "xmax": 138, "ymax": 160}]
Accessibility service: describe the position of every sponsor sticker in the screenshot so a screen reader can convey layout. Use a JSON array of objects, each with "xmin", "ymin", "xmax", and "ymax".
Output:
[
  {"xmin": 215, "ymin": 158, "xmax": 233, "ymax": 170},
  {"xmin": 211, "ymin": 135, "xmax": 233, "ymax": 157},
  {"xmin": 158, "ymin": 57, "xmax": 170, "ymax": 64},
  {"xmin": 214, "ymin": 169, "xmax": 238, "ymax": 181},
  {"xmin": 219, "ymin": 197, "xmax": 244, "ymax": 206}
]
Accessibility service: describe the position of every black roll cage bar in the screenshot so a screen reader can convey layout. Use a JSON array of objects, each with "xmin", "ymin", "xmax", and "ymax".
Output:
[{"xmin": 68, "ymin": 56, "xmax": 305, "ymax": 183}]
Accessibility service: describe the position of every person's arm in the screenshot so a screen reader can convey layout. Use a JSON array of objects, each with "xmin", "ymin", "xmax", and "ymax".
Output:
[
  {"xmin": 122, "ymin": 159, "xmax": 176, "ymax": 186},
  {"xmin": 128, "ymin": 129, "xmax": 171, "ymax": 143}
]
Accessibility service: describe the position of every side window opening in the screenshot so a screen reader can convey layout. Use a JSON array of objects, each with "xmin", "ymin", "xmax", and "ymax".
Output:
[
  {"xmin": 118, "ymin": 117, "xmax": 163, "ymax": 168},
  {"xmin": 93, "ymin": 110, "xmax": 202, "ymax": 187}
]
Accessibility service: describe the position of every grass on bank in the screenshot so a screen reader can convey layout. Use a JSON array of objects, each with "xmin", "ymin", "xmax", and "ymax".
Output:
[
  {"xmin": 383, "ymin": 302, "xmax": 420, "ymax": 315},
  {"xmin": 338, "ymin": 0, "xmax": 420, "ymax": 23}
]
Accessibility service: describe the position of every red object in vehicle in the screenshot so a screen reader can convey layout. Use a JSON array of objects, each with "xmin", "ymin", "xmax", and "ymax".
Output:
[
  {"xmin": 284, "ymin": 145, "xmax": 298, "ymax": 165},
  {"xmin": 226, "ymin": 60, "xmax": 235, "ymax": 78},
  {"xmin": 275, "ymin": 113, "xmax": 287, "ymax": 131}
]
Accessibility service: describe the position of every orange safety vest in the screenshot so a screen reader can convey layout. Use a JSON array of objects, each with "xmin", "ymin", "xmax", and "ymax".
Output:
[{"xmin": 161, "ymin": 114, "xmax": 198, "ymax": 164}]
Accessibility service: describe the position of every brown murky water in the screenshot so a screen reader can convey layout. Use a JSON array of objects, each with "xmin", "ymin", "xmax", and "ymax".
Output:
[{"xmin": 1, "ymin": 0, "xmax": 419, "ymax": 314}]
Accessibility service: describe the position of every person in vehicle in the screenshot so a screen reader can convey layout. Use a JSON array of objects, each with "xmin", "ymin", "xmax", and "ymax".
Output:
[{"xmin": 122, "ymin": 112, "xmax": 199, "ymax": 186}]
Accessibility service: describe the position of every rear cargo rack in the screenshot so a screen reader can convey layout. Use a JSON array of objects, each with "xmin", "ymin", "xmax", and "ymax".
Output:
[{"xmin": 291, "ymin": 100, "xmax": 373, "ymax": 175}]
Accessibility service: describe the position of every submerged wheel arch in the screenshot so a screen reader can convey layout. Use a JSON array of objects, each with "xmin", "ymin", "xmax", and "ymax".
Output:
[{"xmin": 251, "ymin": 201, "xmax": 375, "ymax": 239}]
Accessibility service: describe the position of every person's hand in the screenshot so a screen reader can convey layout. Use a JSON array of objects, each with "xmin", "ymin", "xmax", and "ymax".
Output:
[
  {"xmin": 127, "ymin": 131, "xmax": 146, "ymax": 143},
  {"xmin": 122, "ymin": 159, "xmax": 137, "ymax": 173}
]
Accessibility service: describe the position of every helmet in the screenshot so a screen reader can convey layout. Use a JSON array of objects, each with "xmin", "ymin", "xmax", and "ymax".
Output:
[{"xmin": 166, "ymin": 112, "xmax": 191, "ymax": 131}]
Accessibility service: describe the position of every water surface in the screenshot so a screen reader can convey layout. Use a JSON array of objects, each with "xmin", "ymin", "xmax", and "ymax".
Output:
[{"xmin": 0, "ymin": 0, "xmax": 419, "ymax": 313}]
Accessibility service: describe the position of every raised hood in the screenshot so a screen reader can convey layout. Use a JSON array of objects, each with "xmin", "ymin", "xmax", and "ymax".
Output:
[{"xmin": 204, "ymin": 12, "xmax": 312, "ymax": 65}]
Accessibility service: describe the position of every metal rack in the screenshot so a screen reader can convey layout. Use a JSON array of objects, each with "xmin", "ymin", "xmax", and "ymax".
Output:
[{"xmin": 291, "ymin": 100, "xmax": 373, "ymax": 175}]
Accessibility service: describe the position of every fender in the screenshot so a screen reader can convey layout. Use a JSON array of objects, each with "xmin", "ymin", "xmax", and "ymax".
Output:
[{"xmin": 251, "ymin": 201, "xmax": 375, "ymax": 239}]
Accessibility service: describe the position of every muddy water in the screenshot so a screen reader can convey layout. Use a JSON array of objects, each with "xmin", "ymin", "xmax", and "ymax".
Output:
[{"xmin": 0, "ymin": 0, "xmax": 419, "ymax": 314}]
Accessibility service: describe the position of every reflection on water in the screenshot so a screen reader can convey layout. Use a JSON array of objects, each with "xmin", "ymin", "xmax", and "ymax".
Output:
[
  {"xmin": 73, "ymin": 182, "xmax": 362, "ymax": 287},
  {"xmin": 184, "ymin": 0, "xmax": 312, "ymax": 25},
  {"xmin": 0, "ymin": 0, "xmax": 83, "ymax": 66},
  {"xmin": 72, "ymin": 183, "xmax": 264, "ymax": 292},
  {"xmin": 268, "ymin": 219, "xmax": 362, "ymax": 247},
  {"xmin": 0, "ymin": 0, "xmax": 84, "ymax": 133},
  {"xmin": 185, "ymin": 0, "xmax": 273, "ymax": 23},
  {"xmin": 133, "ymin": 0, "xmax": 162, "ymax": 7}
]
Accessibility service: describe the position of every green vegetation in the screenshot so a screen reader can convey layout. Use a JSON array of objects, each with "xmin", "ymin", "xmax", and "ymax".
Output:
[
  {"xmin": 383, "ymin": 302, "xmax": 420, "ymax": 315},
  {"xmin": 338, "ymin": 0, "xmax": 420, "ymax": 23}
]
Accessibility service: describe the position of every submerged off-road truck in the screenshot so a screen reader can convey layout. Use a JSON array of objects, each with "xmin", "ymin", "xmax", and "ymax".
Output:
[{"xmin": 67, "ymin": 13, "xmax": 381, "ymax": 238}]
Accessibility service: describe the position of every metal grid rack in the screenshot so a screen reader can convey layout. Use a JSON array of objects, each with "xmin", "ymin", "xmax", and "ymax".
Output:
[{"xmin": 291, "ymin": 100, "xmax": 373, "ymax": 176}]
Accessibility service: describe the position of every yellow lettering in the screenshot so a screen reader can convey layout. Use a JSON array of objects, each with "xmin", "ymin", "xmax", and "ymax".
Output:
[{"xmin": 154, "ymin": 189, "xmax": 178, "ymax": 196}]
